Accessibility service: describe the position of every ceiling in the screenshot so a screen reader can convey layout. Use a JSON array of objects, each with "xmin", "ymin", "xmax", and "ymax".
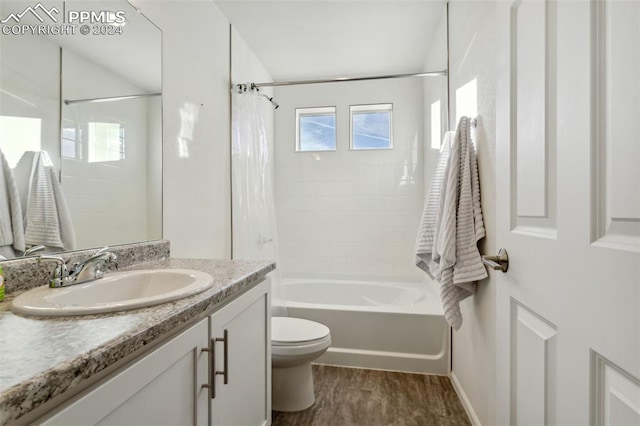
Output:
[{"xmin": 215, "ymin": 0, "xmax": 447, "ymax": 82}]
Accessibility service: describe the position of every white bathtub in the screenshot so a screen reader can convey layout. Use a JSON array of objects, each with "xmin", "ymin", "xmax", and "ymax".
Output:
[{"xmin": 279, "ymin": 277, "xmax": 449, "ymax": 375}]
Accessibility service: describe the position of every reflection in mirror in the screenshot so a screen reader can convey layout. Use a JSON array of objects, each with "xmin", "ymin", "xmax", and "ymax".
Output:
[{"xmin": 0, "ymin": 0, "xmax": 162, "ymax": 260}]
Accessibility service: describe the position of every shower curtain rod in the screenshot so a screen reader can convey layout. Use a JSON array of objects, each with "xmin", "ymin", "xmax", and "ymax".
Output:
[
  {"xmin": 251, "ymin": 69, "xmax": 447, "ymax": 88},
  {"xmin": 64, "ymin": 92, "xmax": 161, "ymax": 105}
]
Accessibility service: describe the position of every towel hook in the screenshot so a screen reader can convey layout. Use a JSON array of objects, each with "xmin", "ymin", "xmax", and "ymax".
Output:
[{"xmin": 481, "ymin": 248, "xmax": 509, "ymax": 272}]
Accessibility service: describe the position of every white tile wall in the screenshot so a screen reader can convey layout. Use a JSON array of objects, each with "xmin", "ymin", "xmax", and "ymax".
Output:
[{"xmin": 274, "ymin": 78, "xmax": 425, "ymax": 279}]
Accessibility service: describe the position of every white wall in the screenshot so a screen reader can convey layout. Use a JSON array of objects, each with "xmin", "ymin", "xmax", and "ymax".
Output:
[
  {"xmin": 421, "ymin": 7, "xmax": 498, "ymax": 424},
  {"xmin": 422, "ymin": 8, "xmax": 449, "ymax": 192},
  {"xmin": 273, "ymin": 79, "xmax": 425, "ymax": 279},
  {"xmin": 447, "ymin": 1, "xmax": 498, "ymax": 425},
  {"xmin": 131, "ymin": 0, "xmax": 232, "ymax": 259}
]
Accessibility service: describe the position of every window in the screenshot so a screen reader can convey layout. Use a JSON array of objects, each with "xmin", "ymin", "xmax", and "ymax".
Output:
[
  {"xmin": 350, "ymin": 104, "xmax": 393, "ymax": 150},
  {"xmin": 62, "ymin": 119, "xmax": 83, "ymax": 160},
  {"xmin": 0, "ymin": 116, "xmax": 41, "ymax": 167},
  {"xmin": 295, "ymin": 106, "xmax": 336, "ymax": 152},
  {"xmin": 88, "ymin": 122, "xmax": 125, "ymax": 162}
]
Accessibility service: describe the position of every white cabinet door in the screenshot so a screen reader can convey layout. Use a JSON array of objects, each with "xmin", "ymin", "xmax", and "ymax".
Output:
[
  {"xmin": 209, "ymin": 279, "xmax": 271, "ymax": 426},
  {"xmin": 41, "ymin": 319, "xmax": 209, "ymax": 426},
  {"xmin": 495, "ymin": 1, "xmax": 640, "ymax": 424}
]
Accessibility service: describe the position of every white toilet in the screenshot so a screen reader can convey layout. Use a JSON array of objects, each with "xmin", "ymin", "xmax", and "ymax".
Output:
[{"xmin": 271, "ymin": 316, "xmax": 331, "ymax": 412}]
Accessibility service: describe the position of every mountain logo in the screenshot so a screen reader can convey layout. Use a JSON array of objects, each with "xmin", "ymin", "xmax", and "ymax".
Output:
[{"xmin": 1, "ymin": 3, "xmax": 59, "ymax": 24}]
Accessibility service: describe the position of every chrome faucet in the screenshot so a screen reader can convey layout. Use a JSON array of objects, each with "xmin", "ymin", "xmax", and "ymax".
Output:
[{"xmin": 38, "ymin": 247, "xmax": 118, "ymax": 288}]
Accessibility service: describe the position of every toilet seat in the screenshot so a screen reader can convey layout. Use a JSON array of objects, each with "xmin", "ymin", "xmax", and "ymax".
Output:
[{"xmin": 272, "ymin": 317, "xmax": 330, "ymax": 346}]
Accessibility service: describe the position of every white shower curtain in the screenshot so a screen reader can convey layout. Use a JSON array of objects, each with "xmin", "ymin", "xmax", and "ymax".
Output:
[{"xmin": 231, "ymin": 87, "xmax": 286, "ymax": 315}]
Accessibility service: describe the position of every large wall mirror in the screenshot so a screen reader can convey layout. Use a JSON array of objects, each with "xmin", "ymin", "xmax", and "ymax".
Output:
[{"xmin": 0, "ymin": 0, "xmax": 162, "ymax": 260}]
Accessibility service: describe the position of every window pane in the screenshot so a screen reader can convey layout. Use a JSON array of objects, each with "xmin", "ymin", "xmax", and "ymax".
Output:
[
  {"xmin": 296, "ymin": 107, "xmax": 336, "ymax": 152},
  {"xmin": 88, "ymin": 122, "xmax": 125, "ymax": 163},
  {"xmin": 62, "ymin": 124, "xmax": 82, "ymax": 160},
  {"xmin": 0, "ymin": 116, "xmax": 41, "ymax": 167},
  {"xmin": 350, "ymin": 104, "xmax": 392, "ymax": 150}
]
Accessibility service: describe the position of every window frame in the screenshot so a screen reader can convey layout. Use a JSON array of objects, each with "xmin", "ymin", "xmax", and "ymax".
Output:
[
  {"xmin": 295, "ymin": 106, "xmax": 337, "ymax": 152},
  {"xmin": 349, "ymin": 103, "xmax": 394, "ymax": 151}
]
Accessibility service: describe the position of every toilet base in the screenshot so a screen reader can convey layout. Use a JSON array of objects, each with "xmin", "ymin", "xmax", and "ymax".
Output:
[{"xmin": 272, "ymin": 363, "xmax": 315, "ymax": 412}]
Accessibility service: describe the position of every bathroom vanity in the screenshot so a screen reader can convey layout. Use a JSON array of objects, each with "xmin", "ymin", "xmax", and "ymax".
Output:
[{"xmin": 0, "ymin": 244, "xmax": 274, "ymax": 425}]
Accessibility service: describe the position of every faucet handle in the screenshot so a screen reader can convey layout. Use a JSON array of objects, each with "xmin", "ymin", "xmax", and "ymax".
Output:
[
  {"xmin": 91, "ymin": 246, "xmax": 111, "ymax": 257},
  {"xmin": 90, "ymin": 251, "xmax": 118, "ymax": 279},
  {"xmin": 38, "ymin": 255, "xmax": 69, "ymax": 287},
  {"xmin": 102, "ymin": 252, "xmax": 118, "ymax": 271},
  {"xmin": 37, "ymin": 255, "xmax": 67, "ymax": 267},
  {"xmin": 23, "ymin": 245, "xmax": 46, "ymax": 257}
]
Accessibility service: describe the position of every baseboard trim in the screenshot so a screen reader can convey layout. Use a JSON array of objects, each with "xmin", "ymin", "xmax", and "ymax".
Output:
[{"xmin": 450, "ymin": 371, "xmax": 482, "ymax": 426}]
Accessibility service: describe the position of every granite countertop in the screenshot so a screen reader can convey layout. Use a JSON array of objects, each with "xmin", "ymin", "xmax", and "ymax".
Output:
[{"xmin": 0, "ymin": 257, "xmax": 275, "ymax": 425}]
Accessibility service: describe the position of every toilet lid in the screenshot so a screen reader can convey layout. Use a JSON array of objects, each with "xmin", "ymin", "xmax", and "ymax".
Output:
[{"xmin": 272, "ymin": 317, "xmax": 330, "ymax": 345}]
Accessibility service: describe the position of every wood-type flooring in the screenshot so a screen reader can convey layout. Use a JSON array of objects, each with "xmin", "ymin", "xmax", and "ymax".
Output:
[{"xmin": 272, "ymin": 365, "xmax": 472, "ymax": 426}]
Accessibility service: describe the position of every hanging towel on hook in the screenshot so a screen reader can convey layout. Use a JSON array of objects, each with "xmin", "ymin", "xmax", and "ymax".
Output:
[
  {"xmin": 0, "ymin": 148, "xmax": 25, "ymax": 258},
  {"xmin": 415, "ymin": 131, "xmax": 454, "ymax": 275},
  {"xmin": 415, "ymin": 117, "xmax": 486, "ymax": 330},
  {"xmin": 23, "ymin": 151, "xmax": 76, "ymax": 251}
]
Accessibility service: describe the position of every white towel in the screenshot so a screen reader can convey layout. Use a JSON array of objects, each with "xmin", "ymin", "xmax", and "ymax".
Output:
[
  {"xmin": 418, "ymin": 117, "xmax": 487, "ymax": 330},
  {"xmin": 0, "ymin": 148, "xmax": 25, "ymax": 257},
  {"xmin": 415, "ymin": 131, "xmax": 454, "ymax": 276},
  {"xmin": 23, "ymin": 151, "xmax": 76, "ymax": 251}
]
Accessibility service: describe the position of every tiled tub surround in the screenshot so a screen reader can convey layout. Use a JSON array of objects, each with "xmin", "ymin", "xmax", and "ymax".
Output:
[
  {"xmin": 274, "ymin": 79, "xmax": 426, "ymax": 279},
  {"xmin": 0, "ymin": 249, "xmax": 275, "ymax": 424}
]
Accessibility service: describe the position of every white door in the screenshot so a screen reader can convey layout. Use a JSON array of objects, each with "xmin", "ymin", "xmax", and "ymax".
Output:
[{"xmin": 495, "ymin": 0, "xmax": 640, "ymax": 425}]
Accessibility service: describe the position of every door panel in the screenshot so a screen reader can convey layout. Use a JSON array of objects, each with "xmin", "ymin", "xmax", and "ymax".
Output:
[
  {"xmin": 496, "ymin": 0, "xmax": 640, "ymax": 425},
  {"xmin": 592, "ymin": 352, "xmax": 640, "ymax": 426},
  {"xmin": 514, "ymin": 0, "xmax": 552, "ymax": 221},
  {"xmin": 511, "ymin": 301, "xmax": 557, "ymax": 426},
  {"xmin": 511, "ymin": 0, "xmax": 558, "ymax": 238},
  {"xmin": 592, "ymin": 0, "xmax": 640, "ymax": 251}
]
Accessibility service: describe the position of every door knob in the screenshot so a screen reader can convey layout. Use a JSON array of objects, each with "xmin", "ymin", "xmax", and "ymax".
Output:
[{"xmin": 481, "ymin": 248, "xmax": 509, "ymax": 272}]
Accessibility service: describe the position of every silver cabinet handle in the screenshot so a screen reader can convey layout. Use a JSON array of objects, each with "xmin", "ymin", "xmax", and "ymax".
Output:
[
  {"xmin": 201, "ymin": 338, "xmax": 215, "ymax": 399},
  {"xmin": 215, "ymin": 330, "xmax": 228, "ymax": 385},
  {"xmin": 481, "ymin": 248, "xmax": 509, "ymax": 272},
  {"xmin": 201, "ymin": 330, "xmax": 229, "ymax": 399}
]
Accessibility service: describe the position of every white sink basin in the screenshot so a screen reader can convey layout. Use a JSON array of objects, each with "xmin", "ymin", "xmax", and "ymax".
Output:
[{"xmin": 11, "ymin": 269, "xmax": 214, "ymax": 316}]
